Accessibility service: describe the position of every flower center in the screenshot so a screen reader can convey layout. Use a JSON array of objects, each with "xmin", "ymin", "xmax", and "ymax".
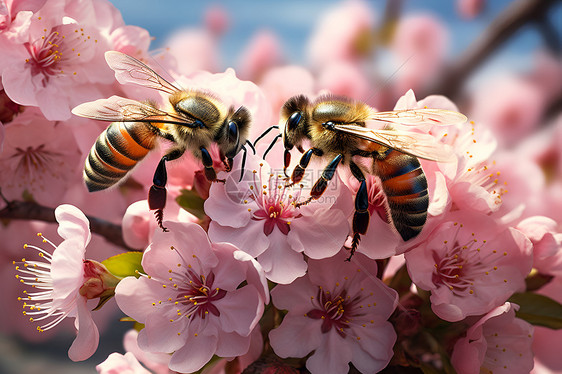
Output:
[
  {"xmin": 177, "ymin": 269, "xmax": 226, "ymax": 319},
  {"xmin": 307, "ymin": 287, "xmax": 352, "ymax": 337},
  {"xmin": 246, "ymin": 165, "xmax": 303, "ymax": 235},
  {"xmin": 24, "ymin": 23, "xmax": 97, "ymax": 82},
  {"xmin": 432, "ymin": 223, "xmax": 508, "ymax": 296}
]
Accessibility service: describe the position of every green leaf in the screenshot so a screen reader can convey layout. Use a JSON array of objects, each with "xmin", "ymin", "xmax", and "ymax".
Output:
[
  {"xmin": 509, "ymin": 292, "xmax": 562, "ymax": 329},
  {"xmin": 102, "ymin": 251, "xmax": 144, "ymax": 278},
  {"xmin": 176, "ymin": 188, "xmax": 206, "ymax": 219}
]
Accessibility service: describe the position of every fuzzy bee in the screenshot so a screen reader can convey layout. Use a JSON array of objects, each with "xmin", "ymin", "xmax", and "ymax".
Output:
[
  {"xmin": 279, "ymin": 95, "xmax": 467, "ymax": 260},
  {"xmin": 72, "ymin": 52, "xmax": 252, "ymax": 230}
]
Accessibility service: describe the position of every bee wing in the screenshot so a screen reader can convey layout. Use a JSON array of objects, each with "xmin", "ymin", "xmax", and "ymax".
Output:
[
  {"xmin": 334, "ymin": 124, "xmax": 455, "ymax": 162},
  {"xmin": 72, "ymin": 95, "xmax": 188, "ymax": 125},
  {"xmin": 366, "ymin": 108, "xmax": 467, "ymax": 128},
  {"xmin": 105, "ymin": 51, "xmax": 179, "ymax": 95}
]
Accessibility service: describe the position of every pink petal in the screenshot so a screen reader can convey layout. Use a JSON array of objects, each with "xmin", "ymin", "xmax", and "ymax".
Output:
[
  {"xmin": 306, "ymin": 330, "xmax": 352, "ymax": 374},
  {"xmin": 208, "ymin": 220, "xmax": 269, "ymax": 258},
  {"xmin": 168, "ymin": 333, "xmax": 217, "ymax": 373},
  {"xmin": 215, "ymin": 331, "xmax": 252, "ymax": 358},
  {"xmin": 209, "ymin": 242, "xmax": 248, "ymax": 291},
  {"xmin": 68, "ymin": 297, "xmax": 99, "ymax": 361},
  {"xmin": 205, "ymin": 181, "xmax": 253, "ymax": 228},
  {"xmin": 51, "ymin": 238, "xmax": 86, "ymax": 303},
  {"xmin": 270, "ymin": 276, "xmax": 317, "ymax": 312},
  {"xmin": 143, "ymin": 221, "xmax": 218, "ymax": 276},
  {"xmin": 216, "ymin": 287, "xmax": 261, "ymax": 336},
  {"xmin": 349, "ymin": 321, "xmax": 396, "ymax": 372},
  {"xmin": 55, "ymin": 204, "xmax": 91, "ymax": 246},
  {"xmin": 137, "ymin": 309, "xmax": 187, "ymax": 354},
  {"xmin": 287, "ymin": 208, "xmax": 348, "ymax": 259},
  {"xmin": 257, "ymin": 230, "xmax": 307, "ymax": 284},
  {"xmin": 269, "ymin": 313, "xmax": 323, "ymax": 358},
  {"xmin": 115, "ymin": 276, "xmax": 174, "ymax": 323}
]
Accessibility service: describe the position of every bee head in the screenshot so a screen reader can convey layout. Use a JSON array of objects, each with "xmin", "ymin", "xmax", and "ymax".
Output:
[
  {"xmin": 219, "ymin": 106, "xmax": 251, "ymax": 159},
  {"xmin": 280, "ymin": 95, "xmax": 310, "ymax": 151}
]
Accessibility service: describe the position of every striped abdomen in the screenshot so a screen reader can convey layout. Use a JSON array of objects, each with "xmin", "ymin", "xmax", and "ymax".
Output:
[
  {"xmin": 84, "ymin": 122, "xmax": 158, "ymax": 191},
  {"xmin": 375, "ymin": 150, "xmax": 428, "ymax": 241}
]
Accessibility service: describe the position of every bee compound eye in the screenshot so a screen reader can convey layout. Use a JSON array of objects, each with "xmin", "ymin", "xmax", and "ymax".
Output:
[
  {"xmin": 228, "ymin": 121, "xmax": 239, "ymax": 143},
  {"xmin": 287, "ymin": 112, "xmax": 302, "ymax": 131}
]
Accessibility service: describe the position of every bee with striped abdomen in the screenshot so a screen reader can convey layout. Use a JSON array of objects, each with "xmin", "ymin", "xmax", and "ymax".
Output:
[
  {"xmin": 72, "ymin": 51, "xmax": 252, "ymax": 230},
  {"xmin": 280, "ymin": 95, "xmax": 467, "ymax": 260}
]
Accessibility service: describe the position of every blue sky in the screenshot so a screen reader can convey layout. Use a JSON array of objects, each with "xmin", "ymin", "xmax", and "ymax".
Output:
[{"xmin": 108, "ymin": 0, "xmax": 562, "ymax": 87}]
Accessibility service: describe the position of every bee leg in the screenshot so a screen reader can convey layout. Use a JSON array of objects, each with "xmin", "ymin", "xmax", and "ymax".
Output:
[
  {"xmin": 295, "ymin": 153, "xmax": 342, "ymax": 208},
  {"xmin": 201, "ymin": 146, "xmax": 225, "ymax": 183},
  {"xmin": 263, "ymin": 134, "xmax": 282, "ymax": 160},
  {"xmin": 347, "ymin": 162, "xmax": 369, "ymax": 261},
  {"xmin": 238, "ymin": 145, "xmax": 248, "ymax": 182},
  {"xmin": 287, "ymin": 147, "xmax": 324, "ymax": 187}
]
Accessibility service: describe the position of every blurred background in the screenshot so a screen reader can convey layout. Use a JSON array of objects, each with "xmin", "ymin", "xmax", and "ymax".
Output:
[{"xmin": 2, "ymin": 0, "xmax": 562, "ymax": 373}]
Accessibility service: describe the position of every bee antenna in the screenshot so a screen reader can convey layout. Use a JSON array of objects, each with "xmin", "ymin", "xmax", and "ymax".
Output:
[
  {"xmin": 244, "ymin": 139, "xmax": 256, "ymax": 155},
  {"xmin": 263, "ymin": 134, "xmax": 282, "ymax": 160},
  {"xmin": 253, "ymin": 125, "xmax": 279, "ymax": 147}
]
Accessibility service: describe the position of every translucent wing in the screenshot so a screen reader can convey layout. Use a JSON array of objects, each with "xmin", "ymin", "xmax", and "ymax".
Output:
[
  {"xmin": 365, "ymin": 108, "xmax": 467, "ymax": 128},
  {"xmin": 334, "ymin": 124, "xmax": 455, "ymax": 162},
  {"xmin": 72, "ymin": 95, "xmax": 190, "ymax": 125},
  {"xmin": 105, "ymin": 51, "xmax": 179, "ymax": 95}
]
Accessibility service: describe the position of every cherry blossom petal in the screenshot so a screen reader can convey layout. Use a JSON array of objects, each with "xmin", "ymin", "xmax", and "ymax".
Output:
[
  {"xmin": 55, "ymin": 204, "xmax": 91, "ymax": 246},
  {"xmin": 68, "ymin": 297, "xmax": 100, "ymax": 362},
  {"xmin": 287, "ymin": 207, "xmax": 348, "ymax": 259},
  {"xmin": 168, "ymin": 333, "xmax": 217, "ymax": 373},
  {"xmin": 216, "ymin": 287, "xmax": 261, "ymax": 336},
  {"xmin": 215, "ymin": 330, "xmax": 252, "ymax": 358},
  {"xmin": 306, "ymin": 331, "xmax": 352, "ymax": 374},
  {"xmin": 269, "ymin": 314, "xmax": 323, "ymax": 358},
  {"xmin": 257, "ymin": 229, "xmax": 308, "ymax": 284}
]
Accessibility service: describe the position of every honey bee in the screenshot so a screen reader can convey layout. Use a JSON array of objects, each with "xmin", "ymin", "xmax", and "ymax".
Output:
[
  {"xmin": 72, "ymin": 51, "xmax": 252, "ymax": 230},
  {"xmin": 280, "ymin": 95, "xmax": 467, "ymax": 260}
]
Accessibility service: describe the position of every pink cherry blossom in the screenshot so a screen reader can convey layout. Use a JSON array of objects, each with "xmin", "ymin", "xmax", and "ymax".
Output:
[
  {"xmin": 164, "ymin": 28, "xmax": 220, "ymax": 75},
  {"xmin": 204, "ymin": 5, "xmax": 229, "ymax": 37},
  {"xmin": 237, "ymin": 30, "xmax": 283, "ymax": 82},
  {"xmin": 517, "ymin": 216, "xmax": 562, "ymax": 276},
  {"xmin": 457, "ymin": 0, "xmax": 485, "ymax": 19},
  {"xmin": 316, "ymin": 61, "xmax": 372, "ymax": 100},
  {"xmin": 470, "ymin": 75, "xmax": 546, "ymax": 147},
  {"xmin": 114, "ymin": 221, "xmax": 269, "ymax": 374},
  {"xmin": 391, "ymin": 14, "xmax": 449, "ymax": 95},
  {"xmin": 205, "ymin": 155, "xmax": 351, "ymax": 284},
  {"xmin": 0, "ymin": 0, "xmax": 121, "ymax": 120},
  {"xmin": 97, "ymin": 352, "xmax": 152, "ymax": 374},
  {"xmin": 0, "ymin": 116, "xmax": 82, "ymax": 205},
  {"xmin": 307, "ymin": 0, "xmax": 376, "ymax": 69},
  {"xmin": 404, "ymin": 210, "xmax": 532, "ymax": 322},
  {"xmin": 451, "ymin": 302, "xmax": 534, "ymax": 374},
  {"xmin": 269, "ymin": 250, "xmax": 398, "ymax": 374},
  {"xmin": 14, "ymin": 204, "xmax": 103, "ymax": 361}
]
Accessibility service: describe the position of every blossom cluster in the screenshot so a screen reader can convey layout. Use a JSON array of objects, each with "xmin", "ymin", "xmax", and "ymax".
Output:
[{"xmin": 3, "ymin": 0, "xmax": 562, "ymax": 373}]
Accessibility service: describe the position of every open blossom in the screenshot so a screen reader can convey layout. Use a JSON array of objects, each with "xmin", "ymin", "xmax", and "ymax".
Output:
[
  {"xmin": 516, "ymin": 216, "xmax": 562, "ymax": 276},
  {"xmin": 0, "ymin": 0, "xmax": 122, "ymax": 120},
  {"xmin": 0, "ymin": 115, "xmax": 82, "ymax": 204},
  {"xmin": 115, "ymin": 221, "xmax": 269, "ymax": 374},
  {"xmin": 14, "ymin": 204, "xmax": 119, "ymax": 361},
  {"xmin": 206, "ymin": 155, "xmax": 350, "ymax": 284},
  {"xmin": 405, "ymin": 210, "xmax": 532, "ymax": 322},
  {"xmin": 269, "ymin": 250, "xmax": 398, "ymax": 374},
  {"xmin": 451, "ymin": 302, "xmax": 534, "ymax": 374}
]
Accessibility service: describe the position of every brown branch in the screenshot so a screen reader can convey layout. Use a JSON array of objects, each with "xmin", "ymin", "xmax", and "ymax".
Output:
[
  {"xmin": 422, "ymin": 0, "xmax": 562, "ymax": 100},
  {"xmin": 0, "ymin": 200, "xmax": 140, "ymax": 252}
]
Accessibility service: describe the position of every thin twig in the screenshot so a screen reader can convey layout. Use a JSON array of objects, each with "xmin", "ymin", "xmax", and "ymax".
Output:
[
  {"xmin": 0, "ymin": 200, "xmax": 140, "ymax": 252},
  {"xmin": 422, "ymin": 0, "xmax": 562, "ymax": 100}
]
